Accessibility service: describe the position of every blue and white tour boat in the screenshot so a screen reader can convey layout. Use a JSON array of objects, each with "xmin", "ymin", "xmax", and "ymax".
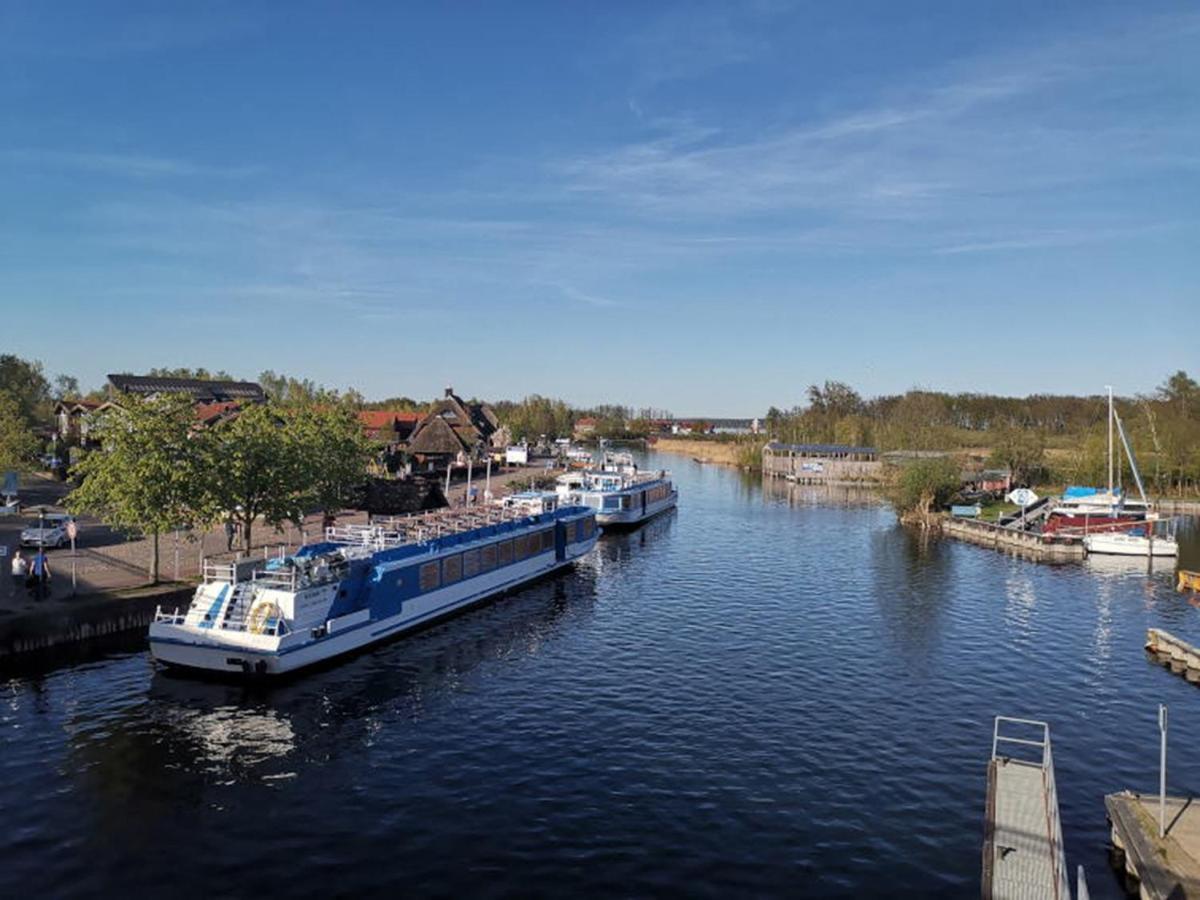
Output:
[
  {"xmin": 558, "ymin": 455, "xmax": 677, "ymax": 529},
  {"xmin": 150, "ymin": 494, "xmax": 598, "ymax": 677}
]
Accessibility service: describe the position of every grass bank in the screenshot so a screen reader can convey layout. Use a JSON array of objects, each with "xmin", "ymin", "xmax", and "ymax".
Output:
[{"xmin": 653, "ymin": 436, "xmax": 765, "ymax": 469}]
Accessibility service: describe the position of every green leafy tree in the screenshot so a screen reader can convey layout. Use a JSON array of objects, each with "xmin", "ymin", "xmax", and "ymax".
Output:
[
  {"xmin": 202, "ymin": 403, "xmax": 303, "ymax": 553},
  {"xmin": 887, "ymin": 457, "xmax": 962, "ymax": 523},
  {"xmin": 0, "ymin": 390, "xmax": 40, "ymax": 474},
  {"xmin": 290, "ymin": 404, "xmax": 373, "ymax": 521},
  {"xmin": 67, "ymin": 395, "xmax": 213, "ymax": 582},
  {"xmin": 988, "ymin": 426, "xmax": 1047, "ymax": 486},
  {"xmin": 0, "ymin": 354, "xmax": 52, "ymax": 425}
]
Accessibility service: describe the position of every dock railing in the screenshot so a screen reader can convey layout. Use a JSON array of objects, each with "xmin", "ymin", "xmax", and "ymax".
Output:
[{"xmin": 991, "ymin": 716, "xmax": 1072, "ymax": 900}]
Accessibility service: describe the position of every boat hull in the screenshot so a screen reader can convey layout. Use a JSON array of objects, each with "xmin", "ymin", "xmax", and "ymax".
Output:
[
  {"xmin": 596, "ymin": 492, "xmax": 678, "ymax": 529},
  {"xmin": 1083, "ymin": 535, "xmax": 1179, "ymax": 557},
  {"xmin": 151, "ymin": 532, "xmax": 597, "ymax": 678}
]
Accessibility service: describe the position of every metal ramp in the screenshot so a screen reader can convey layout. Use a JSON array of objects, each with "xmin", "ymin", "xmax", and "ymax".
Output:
[{"xmin": 983, "ymin": 717, "xmax": 1073, "ymax": 900}]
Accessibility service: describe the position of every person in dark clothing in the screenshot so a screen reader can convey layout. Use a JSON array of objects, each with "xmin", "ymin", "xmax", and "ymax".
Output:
[{"xmin": 29, "ymin": 549, "xmax": 51, "ymax": 601}]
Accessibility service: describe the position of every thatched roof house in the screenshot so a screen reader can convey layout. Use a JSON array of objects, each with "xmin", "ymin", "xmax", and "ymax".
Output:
[{"xmin": 407, "ymin": 387, "xmax": 501, "ymax": 463}]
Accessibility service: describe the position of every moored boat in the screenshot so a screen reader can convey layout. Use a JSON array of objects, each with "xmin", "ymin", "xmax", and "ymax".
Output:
[
  {"xmin": 149, "ymin": 495, "xmax": 598, "ymax": 677},
  {"xmin": 1083, "ymin": 532, "xmax": 1179, "ymax": 557},
  {"xmin": 558, "ymin": 464, "xmax": 677, "ymax": 529}
]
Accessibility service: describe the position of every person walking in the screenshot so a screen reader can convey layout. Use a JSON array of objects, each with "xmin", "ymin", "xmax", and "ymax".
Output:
[
  {"xmin": 29, "ymin": 548, "xmax": 51, "ymax": 601},
  {"xmin": 9, "ymin": 549, "xmax": 26, "ymax": 600}
]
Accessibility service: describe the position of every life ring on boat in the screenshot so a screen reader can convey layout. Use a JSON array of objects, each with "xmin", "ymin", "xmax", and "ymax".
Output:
[{"xmin": 247, "ymin": 600, "xmax": 283, "ymax": 635}]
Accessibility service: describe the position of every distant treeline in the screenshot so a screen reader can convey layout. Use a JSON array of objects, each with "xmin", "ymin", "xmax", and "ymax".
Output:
[{"xmin": 765, "ymin": 373, "xmax": 1199, "ymax": 494}]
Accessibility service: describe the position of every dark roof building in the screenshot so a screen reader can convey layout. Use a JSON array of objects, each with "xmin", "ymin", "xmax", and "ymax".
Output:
[
  {"xmin": 107, "ymin": 374, "xmax": 265, "ymax": 403},
  {"xmin": 407, "ymin": 387, "xmax": 501, "ymax": 459}
]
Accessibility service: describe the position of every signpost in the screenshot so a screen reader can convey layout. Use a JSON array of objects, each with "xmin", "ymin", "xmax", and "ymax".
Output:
[{"xmin": 66, "ymin": 519, "xmax": 78, "ymax": 596}]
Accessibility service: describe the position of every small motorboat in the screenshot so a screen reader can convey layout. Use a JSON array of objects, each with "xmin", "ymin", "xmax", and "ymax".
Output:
[{"xmin": 1084, "ymin": 532, "xmax": 1178, "ymax": 557}]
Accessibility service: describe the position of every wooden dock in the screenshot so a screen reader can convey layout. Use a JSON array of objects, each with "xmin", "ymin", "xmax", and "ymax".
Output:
[
  {"xmin": 1106, "ymin": 791, "xmax": 1200, "ymax": 898},
  {"xmin": 983, "ymin": 717, "xmax": 1073, "ymax": 900},
  {"xmin": 944, "ymin": 517, "xmax": 1085, "ymax": 563},
  {"xmin": 1146, "ymin": 629, "xmax": 1200, "ymax": 685}
]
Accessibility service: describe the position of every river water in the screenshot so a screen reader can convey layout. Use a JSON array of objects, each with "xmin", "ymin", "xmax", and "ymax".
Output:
[{"xmin": 2, "ymin": 453, "xmax": 1198, "ymax": 898}]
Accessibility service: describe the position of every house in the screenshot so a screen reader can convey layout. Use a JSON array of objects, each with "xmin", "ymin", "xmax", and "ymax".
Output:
[
  {"xmin": 54, "ymin": 400, "xmax": 104, "ymax": 443},
  {"xmin": 106, "ymin": 373, "xmax": 265, "ymax": 403},
  {"xmin": 406, "ymin": 387, "xmax": 502, "ymax": 468},
  {"xmin": 357, "ymin": 411, "xmax": 422, "ymax": 447},
  {"xmin": 194, "ymin": 401, "xmax": 243, "ymax": 429},
  {"xmin": 962, "ymin": 468, "xmax": 1012, "ymax": 495},
  {"xmin": 762, "ymin": 442, "xmax": 882, "ymax": 482},
  {"xmin": 573, "ymin": 417, "xmax": 598, "ymax": 439}
]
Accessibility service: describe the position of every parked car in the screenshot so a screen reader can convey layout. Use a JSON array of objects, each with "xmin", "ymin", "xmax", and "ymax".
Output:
[
  {"xmin": 20, "ymin": 513, "xmax": 75, "ymax": 548},
  {"xmin": 40, "ymin": 454, "xmax": 62, "ymax": 470}
]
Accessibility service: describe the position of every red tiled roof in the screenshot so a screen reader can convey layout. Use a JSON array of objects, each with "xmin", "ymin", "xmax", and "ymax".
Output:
[
  {"xmin": 194, "ymin": 401, "xmax": 240, "ymax": 422},
  {"xmin": 358, "ymin": 411, "xmax": 422, "ymax": 429},
  {"xmin": 575, "ymin": 417, "xmax": 598, "ymax": 426}
]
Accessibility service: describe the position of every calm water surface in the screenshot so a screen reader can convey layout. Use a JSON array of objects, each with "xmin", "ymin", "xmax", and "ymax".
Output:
[{"xmin": 2, "ymin": 454, "xmax": 1199, "ymax": 898}]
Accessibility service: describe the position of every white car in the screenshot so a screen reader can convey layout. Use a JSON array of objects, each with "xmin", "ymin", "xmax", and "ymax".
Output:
[{"xmin": 20, "ymin": 514, "xmax": 75, "ymax": 548}]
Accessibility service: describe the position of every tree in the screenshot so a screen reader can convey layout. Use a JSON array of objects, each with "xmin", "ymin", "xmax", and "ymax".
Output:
[
  {"xmin": 0, "ymin": 390, "xmax": 40, "ymax": 474},
  {"xmin": 53, "ymin": 374, "xmax": 81, "ymax": 401},
  {"xmin": 887, "ymin": 457, "xmax": 962, "ymax": 524},
  {"xmin": 67, "ymin": 395, "xmax": 212, "ymax": 582},
  {"xmin": 201, "ymin": 403, "xmax": 303, "ymax": 553},
  {"xmin": 988, "ymin": 426, "xmax": 1046, "ymax": 486},
  {"xmin": 289, "ymin": 404, "xmax": 373, "ymax": 522},
  {"xmin": 0, "ymin": 354, "xmax": 51, "ymax": 425}
]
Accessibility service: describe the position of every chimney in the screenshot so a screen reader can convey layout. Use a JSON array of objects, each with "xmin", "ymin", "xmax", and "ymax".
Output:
[{"xmin": 445, "ymin": 385, "xmax": 454, "ymax": 398}]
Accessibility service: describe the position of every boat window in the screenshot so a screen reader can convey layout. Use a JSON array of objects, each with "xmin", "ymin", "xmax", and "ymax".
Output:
[
  {"xmin": 480, "ymin": 544, "xmax": 497, "ymax": 570},
  {"xmin": 540, "ymin": 529, "xmax": 554, "ymax": 552},
  {"xmin": 443, "ymin": 554, "xmax": 462, "ymax": 584},
  {"xmin": 621, "ymin": 495, "xmax": 633, "ymax": 510},
  {"xmin": 498, "ymin": 539, "xmax": 513, "ymax": 566},
  {"xmin": 603, "ymin": 496, "xmax": 620, "ymax": 510},
  {"xmin": 514, "ymin": 534, "xmax": 532, "ymax": 561},
  {"xmin": 582, "ymin": 518, "xmax": 595, "ymax": 539},
  {"xmin": 463, "ymin": 548, "xmax": 480, "ymax": 578},
  {"xmin": 419, "ymin": 561, "xmax": 440, "ymax": 592}
]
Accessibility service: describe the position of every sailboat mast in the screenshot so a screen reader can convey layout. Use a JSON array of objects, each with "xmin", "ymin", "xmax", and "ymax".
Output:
[{"xmin": 1106, "ymin": 385, "xmax": 1113, "ymax": 495}]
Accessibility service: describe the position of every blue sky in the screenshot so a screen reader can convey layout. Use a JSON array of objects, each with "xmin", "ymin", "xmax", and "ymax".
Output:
[{"xmin": 1, "ymin": 2, "xmax": 1196, "ymax": 415}]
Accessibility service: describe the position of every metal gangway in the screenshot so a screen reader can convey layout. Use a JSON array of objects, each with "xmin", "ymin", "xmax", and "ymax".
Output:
[{"xmin": 984, "ymin": 717, "xmax": 1086, "ymax": 900}]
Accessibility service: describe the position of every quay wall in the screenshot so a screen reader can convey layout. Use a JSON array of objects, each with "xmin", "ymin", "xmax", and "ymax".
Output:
[
  {"xmin": 942, "ymin": 517, "xmax": 1085, "ymax": 562},
  {"xmin": 0, "ymin": 584, "xmax": 192, "ymax": 660}
]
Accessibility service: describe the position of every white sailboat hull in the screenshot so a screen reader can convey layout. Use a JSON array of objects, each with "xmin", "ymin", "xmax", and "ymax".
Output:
[{"xmin": 1083, "ymin": 533, "xmax": 1178, "ymax": 557}]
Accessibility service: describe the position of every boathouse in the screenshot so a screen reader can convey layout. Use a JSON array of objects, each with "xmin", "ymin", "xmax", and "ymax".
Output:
[{"xmin": 762, "ymin": 442, "xmax": 882, "ymax": 483}]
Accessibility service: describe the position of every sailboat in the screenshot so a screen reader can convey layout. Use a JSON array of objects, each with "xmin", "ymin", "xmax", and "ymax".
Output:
[
  {"xmin": 1059, "ymin": 387, "xmax": 1178, "ymax": 557},
  {"xmin": 1044, "ymin": 387, "xmax": 1150, "ymax": 534}
]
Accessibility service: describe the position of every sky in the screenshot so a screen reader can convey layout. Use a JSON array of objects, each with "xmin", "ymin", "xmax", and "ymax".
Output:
[{"xmin": 1, "ymin": 1, "xmax": 1196, "ymax": 416}]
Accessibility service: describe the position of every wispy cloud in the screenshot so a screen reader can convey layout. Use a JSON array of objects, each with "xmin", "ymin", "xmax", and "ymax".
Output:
[
  {"xmin": 3, "ymin": 148, "xmax": 262, "ymax": 179},
  {"xmin": 558, "ymin": 9, "xmax": 1200, "ymax": 254}
]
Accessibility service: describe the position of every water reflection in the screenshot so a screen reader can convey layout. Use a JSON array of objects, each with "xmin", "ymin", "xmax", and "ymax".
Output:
[
  {"xmin": 760, "ymin": 476, "xmax": 883, "ymax": 508},
  {"xmin": 69, "ymin": 568, "xmax": 601, "ymax": 799}
]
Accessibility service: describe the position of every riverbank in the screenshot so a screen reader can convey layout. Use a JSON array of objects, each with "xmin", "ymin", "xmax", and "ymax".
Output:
[
  {"xmin": 652, "ymin": 437, "xmax": 762, "ymax": 468},
  {"xmin": 0, "ymin": 581, "xmax": 193, "ymax": 660}
]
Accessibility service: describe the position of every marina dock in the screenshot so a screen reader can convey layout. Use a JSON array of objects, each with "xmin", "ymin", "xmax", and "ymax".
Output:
[
  {"xmin": 944, "ymin": 517, "xmax": 1086, "ymax": 562},
  {"xmin": 1106, "ymin": 791, "xmax": 1200, "ymax": 898},
  {"xmin": 1145, "ymin": 629, "xmax": 1200, "ymax": 684},
  {"xmin": 983, "ymin": 717, "xmax": 1075, "ymax": 900}
]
